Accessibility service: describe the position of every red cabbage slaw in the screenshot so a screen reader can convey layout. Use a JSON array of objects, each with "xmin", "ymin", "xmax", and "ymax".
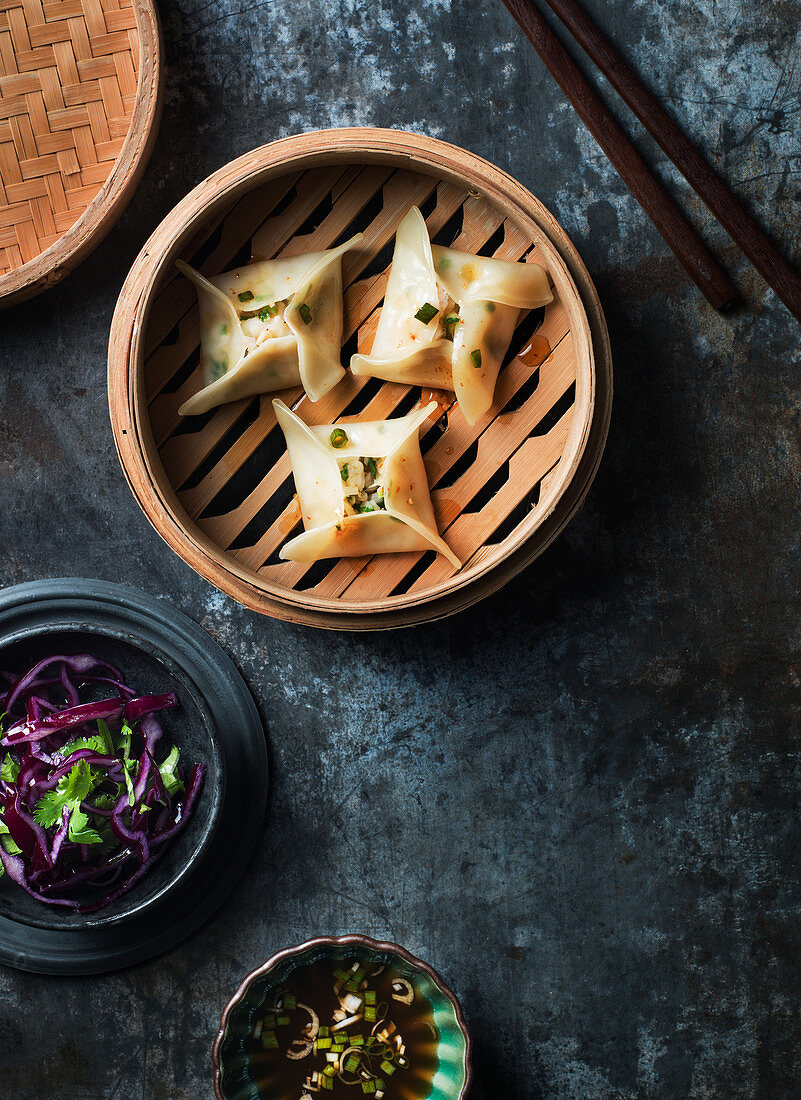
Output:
[{"xmin": 0, "ymin": 653, "xmax": 205, "ymax": 913}]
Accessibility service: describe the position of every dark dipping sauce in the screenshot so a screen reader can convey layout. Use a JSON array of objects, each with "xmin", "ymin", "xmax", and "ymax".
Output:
[{"xmin": 246, "ymin": 955, "xmax": 439, "ymax": 1099}]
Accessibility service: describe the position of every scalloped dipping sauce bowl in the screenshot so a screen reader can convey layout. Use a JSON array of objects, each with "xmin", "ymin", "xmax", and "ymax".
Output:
[{"xmin": 213, "ymin": 935, "xmax": 471, "ymax": 1100}]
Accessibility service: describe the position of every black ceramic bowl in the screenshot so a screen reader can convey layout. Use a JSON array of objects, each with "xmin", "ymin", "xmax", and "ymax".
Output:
[{"xmin": 0, "ymin": 579, "xmax": 268, "ymax": 974}]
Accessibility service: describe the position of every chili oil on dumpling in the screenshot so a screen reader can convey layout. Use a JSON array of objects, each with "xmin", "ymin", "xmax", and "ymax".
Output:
[
  {"xmin": 273, "ymin": 399, "xmax": 460, "ymax": 569},
  {"xmin": 350, "ymin": 206, "xmax": 553, "ymax": 424},
  {"xmin": 176, "ymin": 233, "xmax": 362, "ymax": 416}
]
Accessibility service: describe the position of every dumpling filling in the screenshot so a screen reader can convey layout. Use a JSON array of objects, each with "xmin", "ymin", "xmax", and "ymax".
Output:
[
  {"xmin": 410, "ymin": 286, "xmax": 460, "ymax": 346},
  {"xmin": 339, "ymin": 455, "xmax": 387, "ymax": 516},
  {"xmin": 239, "ymin": 299, "xmax": 293, "ymax": 343}
]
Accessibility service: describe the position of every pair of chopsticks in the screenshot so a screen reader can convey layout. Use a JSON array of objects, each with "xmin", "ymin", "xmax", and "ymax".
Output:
[{"xmin": 501, "ymin": 0, "xmax": 801, "ymax": 323}]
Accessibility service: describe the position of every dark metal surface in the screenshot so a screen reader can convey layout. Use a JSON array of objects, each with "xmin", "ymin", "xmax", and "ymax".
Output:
[{"xmin": 1, "ymin": 0, "xmax": 799, "ymax": 1095}]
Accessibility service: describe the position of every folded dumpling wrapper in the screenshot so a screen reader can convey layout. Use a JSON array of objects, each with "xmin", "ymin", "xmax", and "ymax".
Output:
[
  {"xmin": 351, "ymin": 207, "xmax": 553, "ymax": 423},
  {"xmin": 176, "ymin": 234, "xmax": 362, "ymax": 416},
  {"xmin": 273, "ymin": 399, "xmax": 461, "ymax": 569}
]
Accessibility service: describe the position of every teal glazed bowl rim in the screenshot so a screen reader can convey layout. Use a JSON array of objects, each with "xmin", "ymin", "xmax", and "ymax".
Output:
[{"xmin": 212, "ymin": 933, "xmax": 472, "ymax": 1100}]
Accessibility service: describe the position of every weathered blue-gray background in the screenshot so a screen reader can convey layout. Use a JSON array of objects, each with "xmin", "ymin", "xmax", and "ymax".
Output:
[{"xmin": 2, "ymin": 0, "xmax": 800, "ymax": 1096}]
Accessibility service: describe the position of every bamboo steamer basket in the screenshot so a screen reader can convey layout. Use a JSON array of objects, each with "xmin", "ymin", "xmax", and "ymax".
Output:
[
  {"xmin": 0, "ymin": 0, "xmax": 163, "ymax": 307},
  {"xmin": 108, "ymin": 128, "xmax": 612, "ymax": 629}
]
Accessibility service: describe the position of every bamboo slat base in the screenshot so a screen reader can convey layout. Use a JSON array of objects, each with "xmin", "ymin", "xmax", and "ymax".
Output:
[{"xmin": 108, "ymin": 130, "xmax": 612, "ymax": 629}]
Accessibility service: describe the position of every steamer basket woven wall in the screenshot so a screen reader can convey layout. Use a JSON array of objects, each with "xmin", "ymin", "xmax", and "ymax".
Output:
[{"xmin": 0, "ymin": 0, "xmax": 161, "ymax": 303}]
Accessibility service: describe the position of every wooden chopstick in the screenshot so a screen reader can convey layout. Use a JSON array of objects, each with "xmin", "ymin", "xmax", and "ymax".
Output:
[
  {"xmin": 500, "ymin": 0, "xmax": 739, "ymax": 311},
  {"xmin": 542, "ymin": 0, "xmax": 801, "ymax": 324}
]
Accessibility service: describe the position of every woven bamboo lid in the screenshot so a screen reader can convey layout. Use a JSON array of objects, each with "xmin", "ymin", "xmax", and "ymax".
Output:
[
  {"xmin": 0, "ymin": 0, "xmax": 162, "ymax": 307},
  {"xmin": 109, "ymin": 129, "xmax": 613, "ymax": 629}
]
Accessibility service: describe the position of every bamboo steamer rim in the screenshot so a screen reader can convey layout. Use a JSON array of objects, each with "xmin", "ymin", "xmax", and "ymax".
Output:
[
  {"xmin": 109, "ymin": 128, "xmax": 612, "ymax": 628},
  {"xmin": 0, "ymin": 0, "xmax": 164, "ymax": 308}
]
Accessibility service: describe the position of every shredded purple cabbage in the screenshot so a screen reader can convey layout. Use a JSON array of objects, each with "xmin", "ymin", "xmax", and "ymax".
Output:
[{"xmin": 0, "ymin": 653, "xmax": 205, "ymax": 913}]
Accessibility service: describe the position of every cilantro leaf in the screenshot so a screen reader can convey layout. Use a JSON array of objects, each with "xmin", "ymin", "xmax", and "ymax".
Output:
[
  {"xmin": 120, "ymin": 721, "xmax": 133, "ymax": 761},
  {"xmin": 122, "ymin": 760, "xmax": 137, "ymax": 806},
  {"xmin": 158, "ymin": 746, "xmax": 184, "ymax": 797},
  {"xmin": 90, "ymin": 792, "xmax": 117, "ymax": 811},
  {"xmin": 0, "ymin": 819, "xmax": 23, "ymax": 856},
  {"xmin": 32, "ymin": 791, "xmax": 66, "ymax": 828},
  {"xmin": 68, "ymin": 806, "xmax": 103, "ymax": 845},
  {"xmin": 32, "ymin": 759, "xmax": 95, "ymax": 828},
  {"xmin": 60, "ymin": 733, "xmax": 107, "ymax": 758},
  {"xmin": 0, "ymin": 752, "xmax": 19, "ymax": 783},
  {"xmin": 60, "ymin": 759, "xmax": 93, "ymax": 805},
  {"xmin": 120, "ymin": 722, "xmax": 137, "ymax": 807},
  {"xmin": 96, "ymin": 719, "xmax": 115, "ymax": 755}
]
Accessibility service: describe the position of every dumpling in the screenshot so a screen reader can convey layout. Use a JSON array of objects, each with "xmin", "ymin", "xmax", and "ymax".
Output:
[
  {"xmin": 351, "ymin": 207, "xmax": 552, "ymax": 423},
  {"xmin": 273, "ymin": 399, "xmax": 461, "ymax": 568},
  {"xmin": 176, "ymin": 234, "xmax": 362, "ymax": 416}
]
